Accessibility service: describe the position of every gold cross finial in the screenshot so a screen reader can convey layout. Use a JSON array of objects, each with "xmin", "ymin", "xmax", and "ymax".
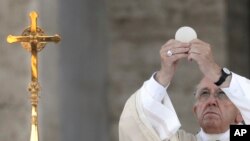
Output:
[
  {"xmin": 7, "ymin": 11, "xmax": 60, "ymax": 52},
  {"xmin": 6, "ymin": 11, "xmax": 61, "ymax": 141},
  {"xmin": 30, "ymin": 11, "xmax": 38, "ymax": 33}
]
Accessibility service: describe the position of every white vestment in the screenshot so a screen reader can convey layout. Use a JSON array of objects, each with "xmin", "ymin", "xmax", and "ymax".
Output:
[{"xmin": 119, "ymin": 73, "xmax": 250, "ymax": 141}]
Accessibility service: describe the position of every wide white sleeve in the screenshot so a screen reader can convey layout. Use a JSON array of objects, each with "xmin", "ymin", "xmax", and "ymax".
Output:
[
  {"xmin": 222, "ymin": 72, "xmax": 250, "ymax": 124},
  {"xmin": 140, "ymin": 74, "xmax": 181, "ymax": 140}
]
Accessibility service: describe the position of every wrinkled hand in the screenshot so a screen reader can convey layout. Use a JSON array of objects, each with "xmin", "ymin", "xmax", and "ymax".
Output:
[
  {"xmin": 188, "ymin": 39, "xmax": 221, "ymax": 82},
  {"xmin": 156, "ymin": 39, "xmax": 191, "ymax": 86}
]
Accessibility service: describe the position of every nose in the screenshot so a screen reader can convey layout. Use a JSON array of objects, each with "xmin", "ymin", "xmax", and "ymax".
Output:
[{"xmin": 206, "ymin": 95, "xmax": 218, "ymax": 106}]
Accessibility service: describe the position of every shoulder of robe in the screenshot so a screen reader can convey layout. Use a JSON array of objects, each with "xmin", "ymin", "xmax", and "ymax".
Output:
[
  {"xmin": 120, "ymin": 89, "xmax": 139, "ymax": 118},
  {"xmin": 119, "ymin": 88, "xmax": 161, "ymax": 141}
]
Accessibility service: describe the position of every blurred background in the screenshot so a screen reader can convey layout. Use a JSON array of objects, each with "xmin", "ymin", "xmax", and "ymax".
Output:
[{"xmin": 0, "ymin": 0, "xmax": 249, "ymax": 141}]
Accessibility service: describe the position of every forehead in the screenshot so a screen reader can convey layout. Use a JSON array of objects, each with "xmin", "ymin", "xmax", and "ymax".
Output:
[{"xmin": 197, "ymin": 77, "xmax": 219, "ymax": 91}]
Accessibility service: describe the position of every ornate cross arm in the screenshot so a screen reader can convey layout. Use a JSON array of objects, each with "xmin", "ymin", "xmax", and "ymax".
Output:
[
  {"xmin": 7, "ymin": 35, "xmax": 33, "ymax": 43},
  {"xmin": 7, "ymin": 35, "xmax": 61, "ymax": 44},
  {"xmin": 30, "ymin": 12, "xmax": 38, "ymax": 33},
  {"xmin": 37, "ymin": 35, "xmax": 61, "ymax": 43}
]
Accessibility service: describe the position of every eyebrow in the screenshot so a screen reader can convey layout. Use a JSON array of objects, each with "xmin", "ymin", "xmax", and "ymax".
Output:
[
  {"xmin": 193, "ymin": 87, "xmax": 209, "ymax": 98},
  {"xmin": 196, "ymin": 87, "xmax": 209, "ymax": 93},
  {"xmin": 215, "ymin": 89, "xmax": 225, "ymax": 93}
]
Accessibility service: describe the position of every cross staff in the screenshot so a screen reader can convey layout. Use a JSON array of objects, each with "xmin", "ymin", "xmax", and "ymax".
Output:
[{"xmin": 6, "ymin": 11, "xmax": 61, "ymax": 141}]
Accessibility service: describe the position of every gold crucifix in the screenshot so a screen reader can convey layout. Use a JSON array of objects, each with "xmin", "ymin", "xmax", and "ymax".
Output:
[{"xmin": 7, "ymin": 11, "xmax": 61, "ymax": 141}]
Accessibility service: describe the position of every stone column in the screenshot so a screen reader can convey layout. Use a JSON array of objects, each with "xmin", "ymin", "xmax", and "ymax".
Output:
[
  {"xmin": 58, "ymin": 0, "xmax": 110, "ymax": 141},
  {"xmin": 37, "ymin": 0, "xmax": 61, "ymax": 141},
  {"xmin": 227, "ymin": 0, "xmax": 250, "ymax": 77}
]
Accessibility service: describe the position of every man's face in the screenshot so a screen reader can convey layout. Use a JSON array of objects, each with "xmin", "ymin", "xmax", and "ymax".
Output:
[{"xmin": 193, "ymin": 77, "xmax": 242, "ymax": 133}]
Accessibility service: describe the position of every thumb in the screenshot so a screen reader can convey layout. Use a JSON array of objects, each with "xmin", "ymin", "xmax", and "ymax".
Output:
[{"xmin": 187, "ymin": 54, "xmax": 193, "ymax": 62}]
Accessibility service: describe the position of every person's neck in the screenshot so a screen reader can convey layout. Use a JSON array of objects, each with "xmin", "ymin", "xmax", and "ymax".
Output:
[{"xmin": 197, "ymin": 128, "xmax": 229, "ymax": 141}]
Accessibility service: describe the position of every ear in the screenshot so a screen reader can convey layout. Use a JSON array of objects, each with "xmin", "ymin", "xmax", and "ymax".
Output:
[
  {"xmin": 235, "ymin": 111, "xmax": 244, "ymax": 124},
  {"xmin": 193, "ymin": 104, "xmax": 198, "ymax": 117}
]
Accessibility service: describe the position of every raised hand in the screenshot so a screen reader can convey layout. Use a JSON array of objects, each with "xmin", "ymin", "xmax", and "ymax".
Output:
[
  {"xmin": 188, "ymin": 39, "xmax": 221, "ymax": 83},
  {"xmin": 156, "ymin": 39, "xmax": 191, "ymax": 86}
]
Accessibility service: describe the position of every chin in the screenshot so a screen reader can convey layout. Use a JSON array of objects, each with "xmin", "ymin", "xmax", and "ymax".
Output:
[
  {"xmin": 203, "ymin": 127, "xmax": 221, "ymax": 134},
  {"xmin": 201, "ymin": 120, "xmax": 221, "ymax": 133}
]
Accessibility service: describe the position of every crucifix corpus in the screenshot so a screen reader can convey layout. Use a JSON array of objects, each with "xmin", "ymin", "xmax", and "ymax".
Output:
[{"xmin": 6, "ymin": 11, "xmax": 61, "ymax": 141}]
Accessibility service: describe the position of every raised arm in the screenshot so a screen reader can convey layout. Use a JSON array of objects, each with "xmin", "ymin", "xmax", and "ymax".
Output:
[
  {"xmin": 119, "ymin": 39, "xmax": 192, "ymax": 141},
  {"xmin": 188, "ymin": 39, "xmax": 250, "ymax": 124}
]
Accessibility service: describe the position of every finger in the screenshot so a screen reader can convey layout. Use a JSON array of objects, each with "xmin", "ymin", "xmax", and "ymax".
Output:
[
  {"xmin": 190, "ymin": 38, "xmax": 203, "ymax": 44},
  {"xmin": 167, "ymin": 47, "xmax": 190, "ymax": 55},
  {"xmin": 161, "ymin": 49, "xmax": 188, "ymax": 60},
  {"xmin": 190, "ymin": 39, "xmax": 210, "ymax": 47},
  {"xmin": 188, "ymin": 43, "xmax": 206, "ymax": 55},
  {"xmin": 162, "ymin": 49, "xmax": 189, "ymax": 57},
  {"xmin": 189, "ymin": 43, "xmax": 212, "ymax": 56},
  {"xmin": 188, "ymin": 45, "xmax": 201, "ymax": 55},
  {"xmin": 172, "ymin": 42, "xmax": 191, "ymax": 49},
  {"xmin": 165, "ymin": 39, "xmax": 175, "ymax": 46},
  {"xmin": 162, "ymin": 39, "xmax": 189, "ymax": 49},
  {"xmin": 161, "ymin": 39, "xmax": 176, "ymax": 49},
  {"xmin": 188, "ymin": 52, "xmax": 200, "ymax": 62},
  {"xmin": 172, "ymin": 53, "xmax": 189, "ymax": 61},
  {"xmin": 160, "ymin": 46, "xmax": 190, "ymax": 58},
  {"xmin": 162, "ymin": 42, "xmax": 191, "ymax": 52}
]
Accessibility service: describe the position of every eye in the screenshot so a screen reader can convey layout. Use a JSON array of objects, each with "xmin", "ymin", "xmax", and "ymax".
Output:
[
  {"xmin": 198, "ymin": 90, "xmax": 210, "ymax": 99},
  {"xmin": 200, "ymin": 90, "xmax": 209, "ymax": 96},
  {"xmin": 217, "ymin": 91, "xmax": 228, "ymax": 100}
]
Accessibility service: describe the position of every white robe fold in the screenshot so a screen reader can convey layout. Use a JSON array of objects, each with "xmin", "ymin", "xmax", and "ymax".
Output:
[{"xmin": 119, "ymin": 89, "xmax": 197, "ymax": 141}]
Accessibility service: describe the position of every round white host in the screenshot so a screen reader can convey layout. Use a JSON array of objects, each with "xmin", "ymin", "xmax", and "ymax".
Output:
[{"xmin": 175, "ymin": 26, "xmax": 197, "ymax": 43}]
